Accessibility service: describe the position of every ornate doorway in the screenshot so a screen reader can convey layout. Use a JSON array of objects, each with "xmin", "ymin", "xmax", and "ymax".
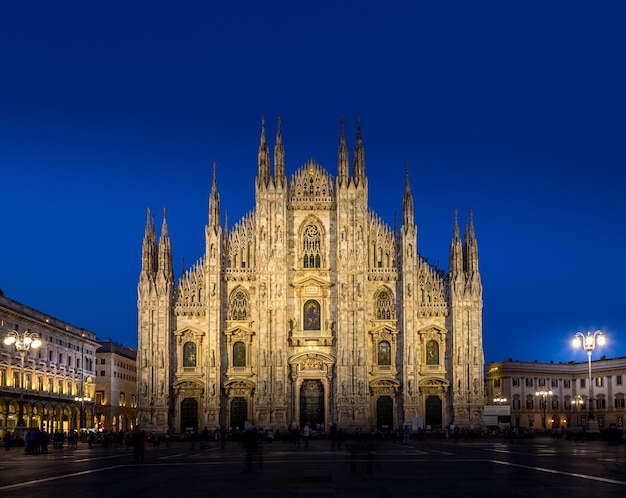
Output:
[
  {"xmin": 180, "ymin": 398, "xmax": 198, "ymax": 432},
  {"xmin": 300, "ymin": 380, "xmax": 324, "ymax": 428},
  {"xmin": 425, "ymin": 395, "xmax": 442, "ymax": 428},
  {"xmin": 376, "ymin": 396, "xmax": 393, "ymax": 430},
  {"xmin": 230, "ymin": 397, "xmax": 247, "ymax": 431}
]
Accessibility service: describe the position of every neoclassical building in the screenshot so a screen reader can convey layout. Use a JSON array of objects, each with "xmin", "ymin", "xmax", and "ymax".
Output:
[
  {"xmin": 486, "ymin": 357, "xmax": 626, "ymax": 430},
  {"xmin": 137, "ymin": 118, "xmax": 484, "ymax": 434},
  {"xmin": 0, "ymin": 293, "xmax": 99, "ymax": 437}
]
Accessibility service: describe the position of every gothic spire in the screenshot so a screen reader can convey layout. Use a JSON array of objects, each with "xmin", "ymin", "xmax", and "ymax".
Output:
[
  {"xmin": 158, "ymin": 206, "xmax": 174, "ymax": 282},
  {"xmin": 208, "ymin": 162, "xmax": 220, "ymax": 232},
  {"xmin": 449, "ymin": 209, "xmax": 463, "ymax": 276},
  {"xmin": 273, "ymin": 116, "xmax": 285, "ymax": 187},
  {"xmin": 352, "ymin": 117, "xmax": 365, "ymax": 185},
  {"xmin": 463, "ymin": 209, "xmax": 480, "ymax": 275},
  {"xmin": 337, "ymin": 117, "xmax": 349, "ymax": 186},
  {"xmin": 141, "ymin": 207, "xmax": 157, "ymax": 277},
  {"xmin": 402, "ymin": 164, "xmax": 414, "ymax": 228},
  {"xmin": 257, "ymin": 116, "xmax": 270, "ymax": 187}
]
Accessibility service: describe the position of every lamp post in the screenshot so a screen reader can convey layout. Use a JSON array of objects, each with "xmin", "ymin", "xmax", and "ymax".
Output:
[
  {"xmin": 74, "ymin": 396, "xmax": 92, "ymax": 429},
  {"xmin": 535, "ymin": 390, "xmax": 553, "ymax": 430},
  {"xmin": 3, "ymin": 330, "xmax": 42, "ymax": 427},
  {"xmin": 573, "ymin": 330, "xmax": 605, "ymax": 421},
  {"xmin": 494, "ymin": 395, "xmax": 508, "ymax": 405}
]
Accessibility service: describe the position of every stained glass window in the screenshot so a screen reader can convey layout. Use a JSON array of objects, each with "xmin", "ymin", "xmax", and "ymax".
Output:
[
  {"xmin": 375, "ymin": 290, "xmax": 394, "ymax": 319},
  {"xmin": 229, "ymin": 289, "xmax": 248, "ymax": 320},
  {"xmin": 378, "ymin": 341, "xmax": 391, "ymax": 365},
  {"xmin": 426, "ymin": 340, "xmax": 439, "ymax": 365},
  {"xmin": 303, "ymin": 224, "xmax": 321, "ymax": 268},
  {"xmin": 233, "ymin": 341, "xmax": 246, "ymax": 367},
  {"xmin": 183, "ymin": 342, "xmax": 196, "ymax": 367},
  {"xmin": 303, "ymin": 300, "xmax": 321, "ymax": 330}
]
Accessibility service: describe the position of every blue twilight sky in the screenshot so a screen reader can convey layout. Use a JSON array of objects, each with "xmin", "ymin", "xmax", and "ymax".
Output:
[{"xmin": 1, "ymin": 1, "xmax": 625, "ymax": 365}]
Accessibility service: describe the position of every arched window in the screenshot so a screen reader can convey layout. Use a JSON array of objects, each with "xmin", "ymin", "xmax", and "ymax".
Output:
[
  {"xmin": 378, "ymin": 341, "xmax": 391, "ymax": 366},
  {"xmin": 229, "ymin": 289, "xmax": 248, "ymax": 320},
  {"xmin": 303, "ymin": 300, "xmax": 321, "ymax": 330},
  {"xmin": 233, "ymin": 341, "xmax": 246, "ymax": 367},
  {"xmin": 426, "ymin": 340, "xmax": 439, "ymax": 365},
  {"xmin": 183, "ymin": 342, "xmax": 197, "ymax": 367},
  {"xmin": 303, "ymin": 224, "xmax": 321, "ymax": 268},
  {"xmin": 375, "ymin": 289, "xmax": 394, "ymax": 319}
]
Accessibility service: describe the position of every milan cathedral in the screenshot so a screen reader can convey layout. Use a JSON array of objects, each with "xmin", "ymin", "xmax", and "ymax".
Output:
[{"xmin": 137, "ymin": 118, "xmax": 484, "ymax": 434}]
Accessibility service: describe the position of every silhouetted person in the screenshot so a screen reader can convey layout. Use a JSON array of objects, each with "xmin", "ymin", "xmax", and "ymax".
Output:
[{"xmin": 132, "ymin": 429, "xmax": 147, "ymax": 462}]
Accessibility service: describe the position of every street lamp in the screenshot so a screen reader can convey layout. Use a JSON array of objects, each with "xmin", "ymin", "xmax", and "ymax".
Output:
[
  {"xmin": 493, "ymin": 396, "xmax": 508, "ymax": 404},
  {"xmin": 535, "ymin": 390, "xmax": 553, "ymax": 430},
  {"xmin": 74, "ymin": 396, "xmax": 92, "ymax": 429},
  {"xmin": 573, "ymin": 330, "xmax": 605, "ymax": 421},
  {"xmin": 3, "ymin": 330, "xmax": 42, "ymax": 427}
]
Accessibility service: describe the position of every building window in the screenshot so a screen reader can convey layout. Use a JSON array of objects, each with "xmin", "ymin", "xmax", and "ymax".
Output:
[
  {"xmin": 596, "ymin": 398, "xmax": 606, "ymax": 409},
  {"xmin": 375, "ymin": 290, "xmax": 394, "ymax": 319},
  {"xmin": 525, "ymin": 378, "xmax": 533, "ymax": 387},
  {"xmin": 229, "ymin": 289, "xmax": 248, "ymax": 320},
  {"xmin": 302, "ymin": 224, "xmax": 321, "ymax": 268},
  {"xmin": 596, "ymin": 377, "xmax": 603, "ymax": 387},
  {"xmin": 580, "ymin": 379, "xmax": 586, "ymax": 388},
  {"xmin": 303, "ymin": 300, "xmax": 321, "ymax": 330},
  {"xmin": 183, "ymin": 342, "xmax": 197, "ymax": 367},
  {"xmin": 551, "ymin": 399, "xmax": 559, "ymax": 409},
  {"xmin": 564, "ymin": 379, "xmax": 571, "ymax": 389},
  {"xmin": 377, "ymin": 341, "xmax": 391, "ymax": 366},
  {"xmin": 513, "ymin": 399, "xmax": 520, "ymax": 410},
  {"xmin": 233, "ymin": 342, "xmax": 246, "ymax": 367},
  {"xmin": 512, "ymin": 377, "xmax": 520, "ymax": 387},
  {"xmin": 426, "ymin": 340, "xmax": 439, "ymax": 365},
  {"xmin": 120, "ymin": 392, "xmax": 126, "ymax": 407},
  {"xmin": 494, "ymin": 378, "xmax": 501, "ymax": 388},
  {"xmin": 615, "ymin": 398, "xmax": 625, "ymax": 409},
  {"xmin": 526, "ymin": 398, "xmax": 534, "ymax": 410},
  {"xmin": 100, "ymin": 370, "xmax": 105, "ymax": 377},
  {"xmin": 564, "ymin": 399, "xmax": 571, "ymax": 409},
  {"xmin": 617, "ymin": 375, "xmax": 623, "ymax": 386},
  {"xmin": 538, "ymin": 378, "xmax": 545, "ymax": 387},
  {"xmin": 95, "ymin": 391, "xmax": 104, "ymax": 405},
  {"xmin": 551, "ymin": 379, "xmax": 558, "ymax": 388}
]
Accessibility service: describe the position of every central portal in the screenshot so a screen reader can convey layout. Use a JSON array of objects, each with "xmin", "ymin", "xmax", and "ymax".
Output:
[{"xmin": 300, "ymin": 380, "xmax": 324, "ymax": 429}]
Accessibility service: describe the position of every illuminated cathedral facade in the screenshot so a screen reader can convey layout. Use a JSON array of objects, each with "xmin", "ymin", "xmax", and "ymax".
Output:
[{"xmin": 137, "ymin": 118, "xmax": 484, "ymax": 434}]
